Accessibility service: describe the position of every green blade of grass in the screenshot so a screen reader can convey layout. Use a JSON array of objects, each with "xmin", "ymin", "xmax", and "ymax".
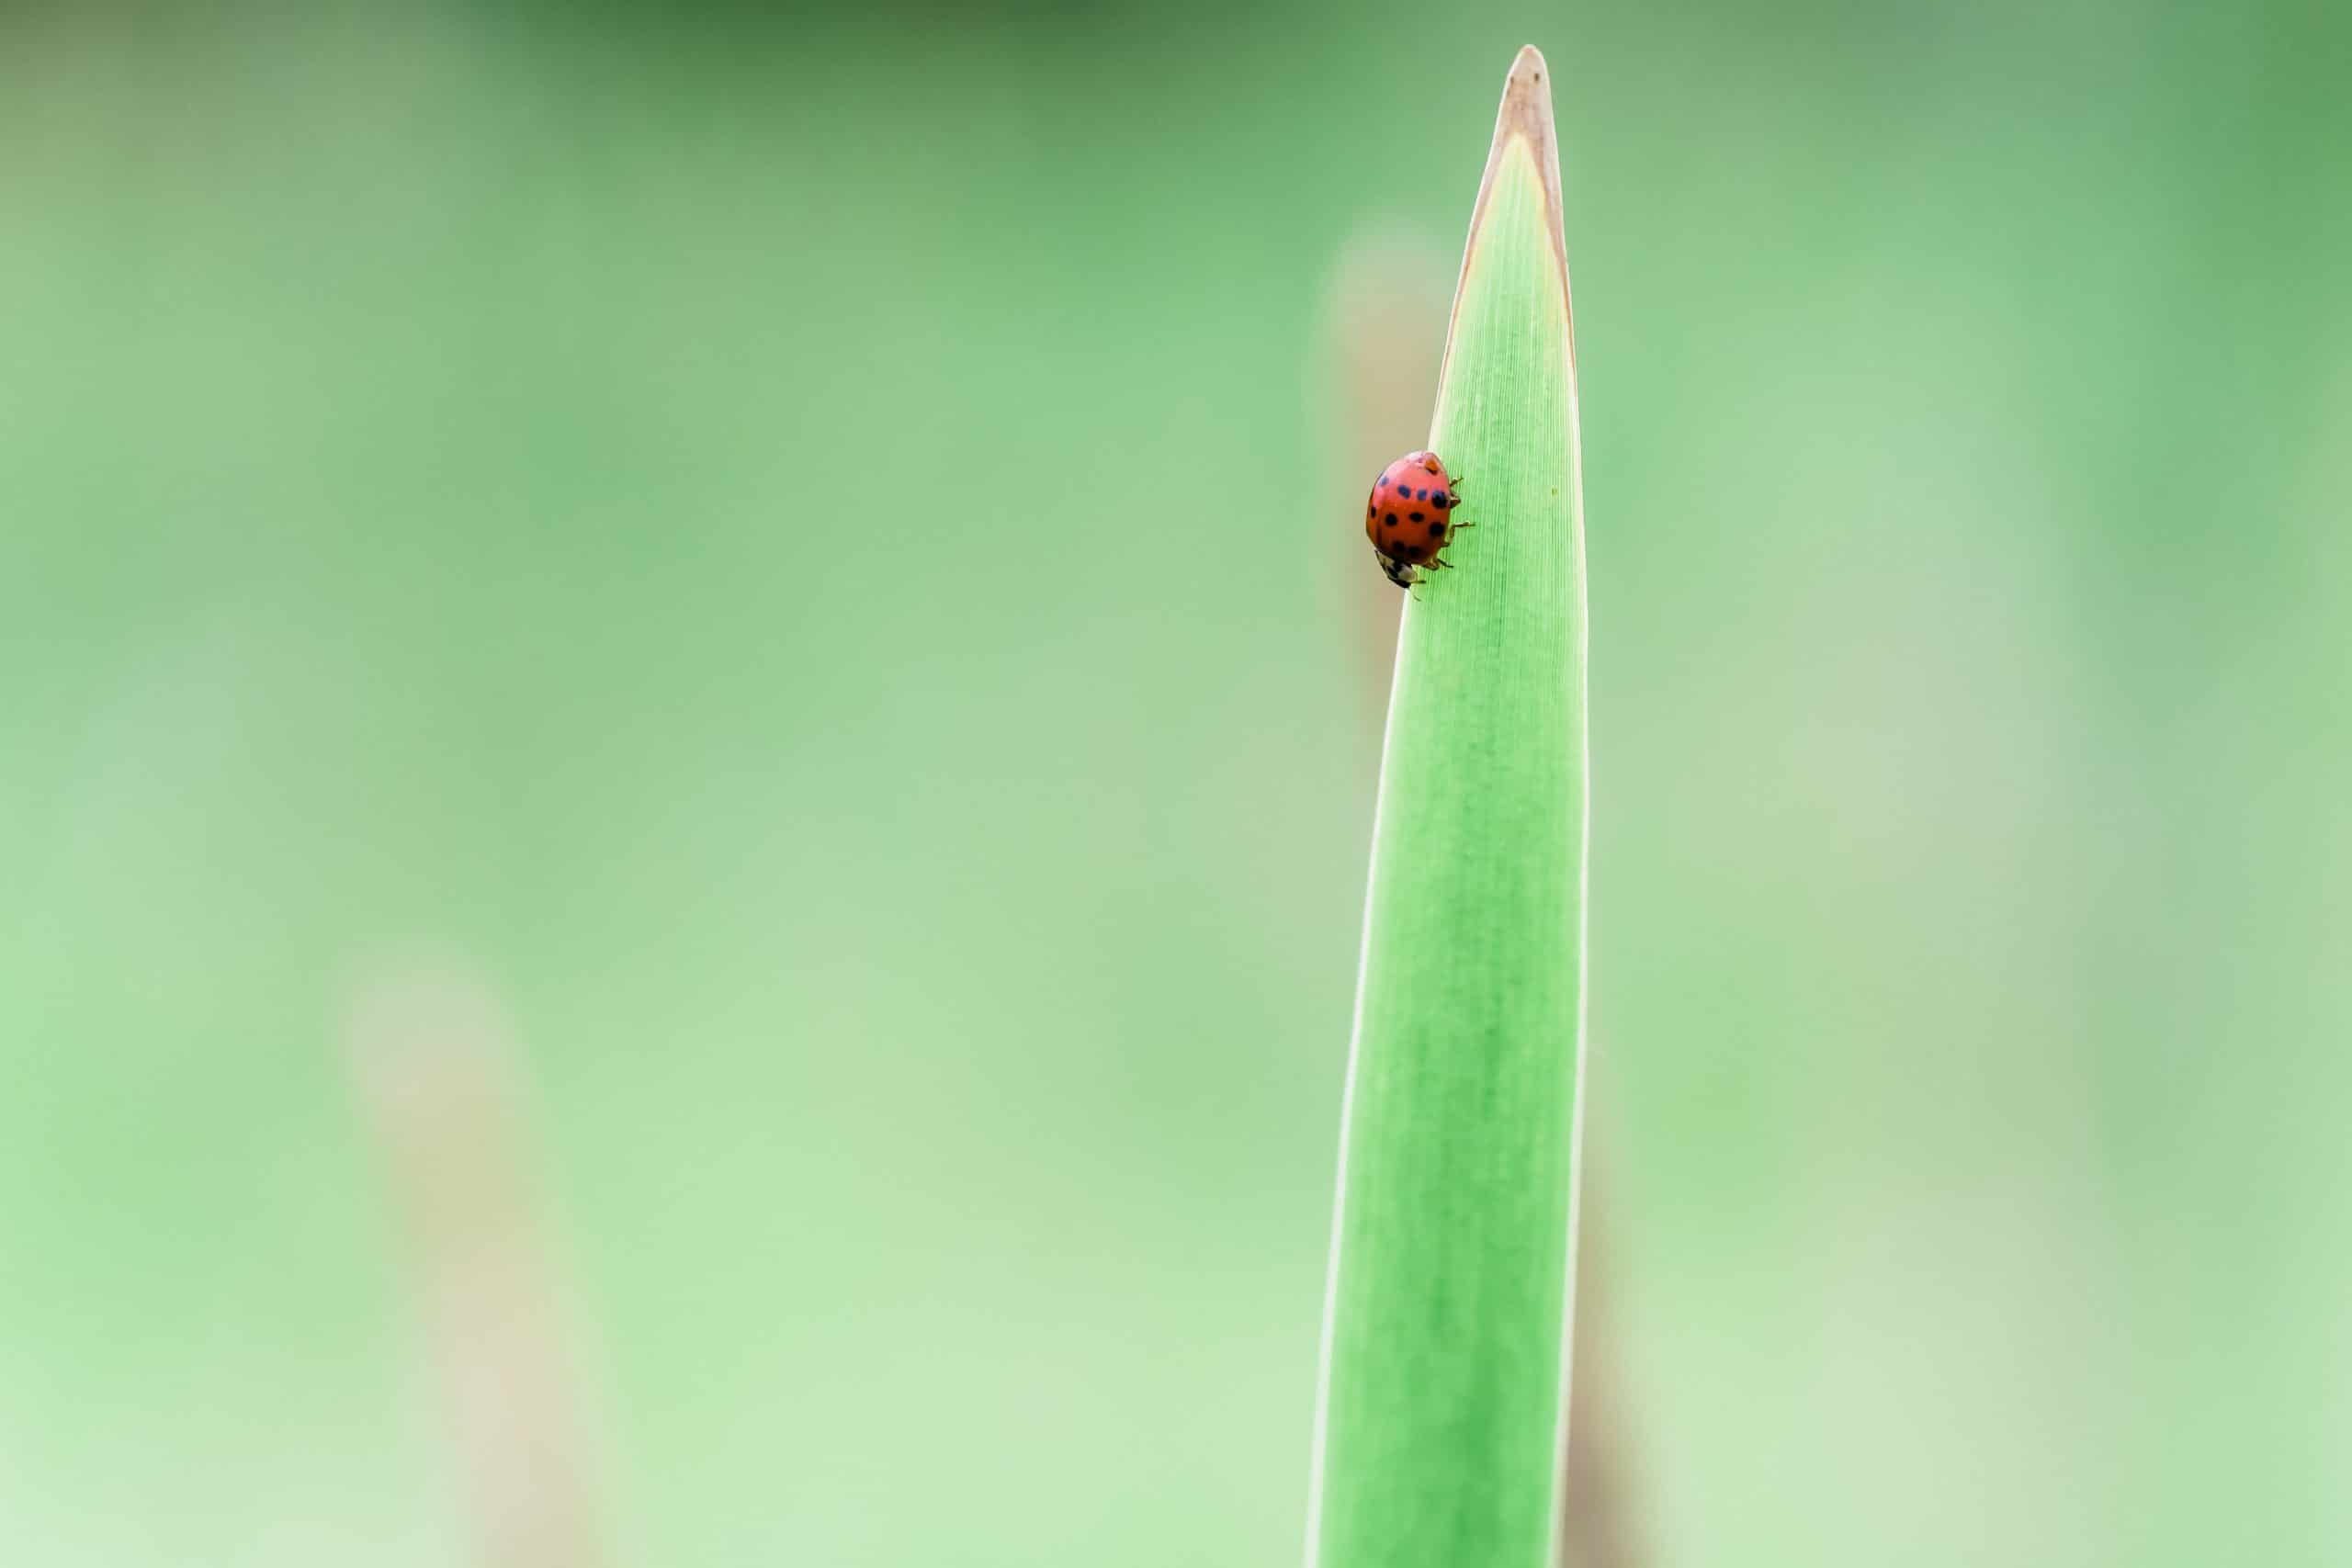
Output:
[{"xmin": 1307, "ymin": 45, "xmax": 1589, "ymax": 1568}]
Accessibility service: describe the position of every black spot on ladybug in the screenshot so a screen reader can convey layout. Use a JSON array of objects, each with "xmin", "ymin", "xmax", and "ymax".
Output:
[
  {"xmin": 1434, "ymin": 493, "xmax": 1451, "ymax": 508},
  {"xmin": 1428, "ymin": 520, "xmax": 1446, "ymax": 538},
  {"xmin": 1409, "ymin": 511, "xmax": 1424, "ymax": 523},
  {"xmin": 1384, "ymin": 513, "xmax": 1396, "ymax": 526}
]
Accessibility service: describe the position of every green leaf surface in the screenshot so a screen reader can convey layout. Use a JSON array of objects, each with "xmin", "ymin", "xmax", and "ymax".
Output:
[{"xmin": 1308, "ymin": 45, "xmax": 1590, "ymax": 1568}]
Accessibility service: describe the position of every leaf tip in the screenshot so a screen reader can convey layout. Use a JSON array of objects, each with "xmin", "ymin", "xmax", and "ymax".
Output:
[
  {"xmin": 1440, "ymin": 45, "xmax": 1574, "ymax": 389},
  {"xmin": 1491, "ymin": 45, "xmax": 1559, "ymax": 184}
]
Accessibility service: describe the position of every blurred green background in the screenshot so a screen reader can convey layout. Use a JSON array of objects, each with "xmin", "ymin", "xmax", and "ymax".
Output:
[{"xmin": 4, "ymin": 1, "xmax": 2349, "ymax": 1564}]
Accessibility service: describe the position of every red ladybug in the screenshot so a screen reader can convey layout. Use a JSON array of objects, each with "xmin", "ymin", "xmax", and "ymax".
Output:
[{"xmin": 1364, "ymin": 450, "xmax": 1470, "ymax": 589}]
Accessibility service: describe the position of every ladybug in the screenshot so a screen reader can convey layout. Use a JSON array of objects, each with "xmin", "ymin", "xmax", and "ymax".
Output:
[{"xmin": 1364, "ymin": 450, "xmax": 1471, "ymax": 589}]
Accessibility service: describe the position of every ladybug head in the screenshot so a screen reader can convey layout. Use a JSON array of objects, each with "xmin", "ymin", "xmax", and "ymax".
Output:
[{"xmin": 1377, "ymin": 551, "xmax": 1419, "ymax": 590}]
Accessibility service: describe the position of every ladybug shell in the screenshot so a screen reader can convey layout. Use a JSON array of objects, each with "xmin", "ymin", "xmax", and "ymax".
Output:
[{"xmin": 1364, "ymin": 450, "xmax": 1458, "ymax": 570}]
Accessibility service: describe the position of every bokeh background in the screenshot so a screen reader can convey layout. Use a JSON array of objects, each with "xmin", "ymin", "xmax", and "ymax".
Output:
[{"xmin": 5, "ymin": 2, "xmax": 2350, "ymax": 1564}]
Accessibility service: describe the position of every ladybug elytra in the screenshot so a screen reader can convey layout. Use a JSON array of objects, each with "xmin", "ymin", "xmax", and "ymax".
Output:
[{"xmin": 1364, "ymin": 450, "xmax": 1471, "ymax": 590}]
